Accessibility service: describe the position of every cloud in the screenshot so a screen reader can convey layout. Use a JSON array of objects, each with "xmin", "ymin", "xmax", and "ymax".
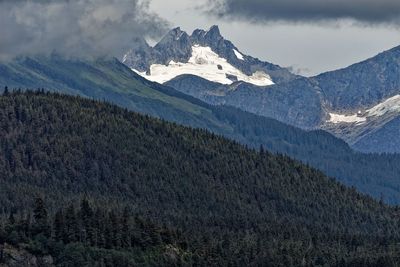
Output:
[
  {"xmin": 0, "ymin": 0, "xmax": 169, "ymax": 61},
  {"xmin": 207, "ymin": 0, "xmax": 400, "ymax": 26},
  {"xmin": 286, "ymin": 65, "xmax": 312, "ymax": 76}
]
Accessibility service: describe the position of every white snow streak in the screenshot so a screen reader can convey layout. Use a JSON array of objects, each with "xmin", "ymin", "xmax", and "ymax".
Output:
[
  {"xmin": 233, "ymin": 49, "xmax": 244, "ymax": 60},
  {"xmin": 328, "ymin": 95, "xmax": 400, "ymax": 124},
  {"xmin": 328, "ymin": 113, "xmax": 366, "ymax": 124}
]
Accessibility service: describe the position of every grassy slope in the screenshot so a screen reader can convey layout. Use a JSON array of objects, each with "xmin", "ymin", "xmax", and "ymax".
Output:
[{"xmin": 0, "ymin": 57, "xmax": 229, "ymax": 131}]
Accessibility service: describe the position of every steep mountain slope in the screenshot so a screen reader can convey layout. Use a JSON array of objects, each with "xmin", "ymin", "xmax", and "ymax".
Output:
[
  {"xmin": 1, "ymin": 92, "xmax": 400, "ymax": 265},
  {"xmin": 322, "ymin": 94, "xmax": 400, "ymax": 153},
  {"xmin": 316, "ymin": 45, "xmax": 400, "ymax": 111},
  {"xmin": 166, "ymin": 75, "xmax": 325, "ymax": 129},
  {"xmin": 352, "ymin": 116, "xmax": 400, "ymax": 153},
  {"xmin": 0, "ymin": 56, "xmax": 231, "ymax": 132},
  {"xmin": 316, "ymin": 46, "xmax": 400, "ymax": 153},
  {"xmin": 154, "ymin": 30, "xmax": 400, "ymax": 153},
  {"xmin": 2, "ymin": 56, "xmax": 400, "ymax": 203}
]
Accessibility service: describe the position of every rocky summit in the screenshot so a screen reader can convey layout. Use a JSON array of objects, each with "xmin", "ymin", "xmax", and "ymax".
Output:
[{"xmin": 122, "ymin": 25, "xmax": 297, "ymax": 85}]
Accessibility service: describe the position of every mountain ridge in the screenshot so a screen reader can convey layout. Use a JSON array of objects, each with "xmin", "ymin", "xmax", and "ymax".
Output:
[
  {"xmin": 122, "ymin": 25, "xmax": 298, "ymax": 85},
  {"xmin": 3, "ymin": 56, "xmax": 400, "ymax": 203},
  {"xmin": 146, "ymin": 26, "xmax": 400, "ymax": 153}
]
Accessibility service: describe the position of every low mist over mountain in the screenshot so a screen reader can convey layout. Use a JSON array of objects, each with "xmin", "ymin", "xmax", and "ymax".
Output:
[{"xmin": 1, "ymin": 0, "xmax": 400, "ymax": 266}]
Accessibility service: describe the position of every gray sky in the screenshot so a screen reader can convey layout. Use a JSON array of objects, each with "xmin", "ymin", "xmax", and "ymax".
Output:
[
  {"xmin": 149, "ymin": 0, "xmax": 400, "ymax": 76},
  {"xmin": 1, "ymin": 0, "xmax": 399, "ymax": 76}
]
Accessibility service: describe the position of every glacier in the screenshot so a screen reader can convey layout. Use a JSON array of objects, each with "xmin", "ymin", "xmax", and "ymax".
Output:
[{"xmin": 132, "ymin": 45, "xmax": 274, "ymax": 86}]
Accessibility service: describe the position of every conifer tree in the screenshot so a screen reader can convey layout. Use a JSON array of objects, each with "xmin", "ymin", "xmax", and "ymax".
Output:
[
  {"xmin": 121, "ymin": 206, "xmax": 131, "ymax": 248},
  {"xmin": 65, "ymin": 204, "xmax": 79, "ymax": 243},
  {"xmin": 21, "ymin": 213, "xmax": 32, "ymax": 239},
  {"xmin": 80, "ymin": 198, "xmax": 94, "ymax": 244},
  {"xmin": 109, "ymin": 211, "xmax": 121, "ymax": 248},
  {"xmin": 54, "ymin": 210, "xmax": 65, "ymax": 241},
  {"xmin": 33, "ymin": 197, "xmax": 50, "ymax": 237},
  {"xmin": 8, "ymin": 212, "xmax": 15, "ymax": 226},
  {"xmin": 3, "ymin": 86, "xmax": 9, "ymax": 96},
  {"xmin": 94, "ymin": 208, "xmax": 105, "ymax": 248}
]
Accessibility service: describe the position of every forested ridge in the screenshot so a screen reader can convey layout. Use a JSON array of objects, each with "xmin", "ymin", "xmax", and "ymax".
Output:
[
  {"xmin": 2, "ymin": 58, "xmax": 400, "ymax": 203},
  {"xmin": 1, "ymin": 90, "xmax": 400, "ymax": 266},
  {"xmin": 212, "ymin": 105, "xmax": 400, "ymax": 204}
]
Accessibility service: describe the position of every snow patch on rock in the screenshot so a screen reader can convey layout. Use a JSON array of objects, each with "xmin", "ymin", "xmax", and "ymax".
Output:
[
  {"xmin": 132, "ymin": 46, "xmax": 274, "ymax": 86},
  {"xmin": 328, "ymin": 95, "xmax": 400, "ymax": 124},
  {"xmin": 233, "ymin": 49, "xmax": 244, "ymax": 60},
  {"xmin": 328, "ymin": 113, "xmax": 367, "ymax": 124}
]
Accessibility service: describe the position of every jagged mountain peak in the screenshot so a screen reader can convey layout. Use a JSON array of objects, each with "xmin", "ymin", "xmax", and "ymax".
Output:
[
  {"xmin": 172, "ymin": 26, "xmax": 182, "ymax": 32},
  {"xmin": 191, "ymin": 28, "xmax": 207, "ymax": 39},
  {"xmin": 122, "ymin": 25, "xmax": 298, "ymax": 85},
  {"xmin": 156, "ymin": 25, "xmax": 224, "ymax": 49},
  {"xmin": 156, "ymin": 27, "xmax": 190, "ymax": 48},
  {"xmin": 167, "ymin": 27, "xmax": 188, "ymax": 40},
  {"xmin": 209, "ymin": 25, "xmax": 220, "ymax": 33},
  {"xmin": 205, "ymin": 25, "xmax": 222, "ymax": 40},
  {"xmin": 191, "ymin": 25, "xmax": 223, "ymax": 44}
]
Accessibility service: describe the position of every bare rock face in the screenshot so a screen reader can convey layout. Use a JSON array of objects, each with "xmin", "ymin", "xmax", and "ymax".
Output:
[
  {"xmin": 166, "ymin": 75, "xmax": 325, "ymax": 129},
  {"xmin": 0, "ymin": 244, "xmax": 54, "ymax": 267}
]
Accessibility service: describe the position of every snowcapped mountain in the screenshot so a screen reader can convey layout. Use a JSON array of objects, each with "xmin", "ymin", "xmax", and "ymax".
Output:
[
  {"xmin": 316, "ymin": 45, "xmax": 400, "ymax": 153},
  {"xmin": 133, "ymin": 45, "xmax": 274, "ymax": 86},
  {"xmin": 122, "ymin": 25, "xmax": 400, "ymax": 153},
  {"xmin": 164, "ymin": 42, "xmax": 400, "ymax": 153},
  {"xmin": 122, "ymin": 25, "xmax": 297, "ymax": 87}
]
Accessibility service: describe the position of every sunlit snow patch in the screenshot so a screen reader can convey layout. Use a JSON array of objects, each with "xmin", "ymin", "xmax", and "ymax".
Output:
[
  {"xmin": 233, "ymin": 49, "xmax": 244, "ymax": 60},
  {"xmin": 328, "ymin": 113, "xmax": 366, "ymax": 124},
  {"xmin": 132, "ymin": 46, "xmax": 274, "ymax": 86},
  {"xmin": 327, "ymin": 95, "xmax": 400, "ymax": 124}
]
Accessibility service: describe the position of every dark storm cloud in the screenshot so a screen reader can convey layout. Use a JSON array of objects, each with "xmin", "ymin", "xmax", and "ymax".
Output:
[
  {"xmin": 0, "ymin": 0, "xmax": 169, "ymax": 61},
  {"xmin": 207, "ymin": 0, "xmax": 400, "ymax": 25}
]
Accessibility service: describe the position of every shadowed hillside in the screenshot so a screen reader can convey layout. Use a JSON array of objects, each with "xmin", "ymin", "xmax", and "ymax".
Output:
[{"xmin": 0, "ymin": 92, "xmax": 400, "ymax": 265}]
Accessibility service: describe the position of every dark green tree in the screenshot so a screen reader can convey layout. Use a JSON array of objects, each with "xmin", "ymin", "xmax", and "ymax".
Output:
[
  {"xmin": 121, "ymin": 206, "xmax": 131, "ymax": 248},
  {"xmin": 79, "ymin": 198, "xmax": 94, "ymax": 244},
  {"xmin": 3, "ymin": 86, "xmax": 9, "ymax": 96},
  {"xmin": 65, "ymin": 204, "xmax": 79, "ymax": 243},
  {"xmin": 54, "ymin": 210, "xmax": 65, "ymax": 242},
  {"xmin": 32, "ymin": 197, "xmax": 50, "ymax": 237}
]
